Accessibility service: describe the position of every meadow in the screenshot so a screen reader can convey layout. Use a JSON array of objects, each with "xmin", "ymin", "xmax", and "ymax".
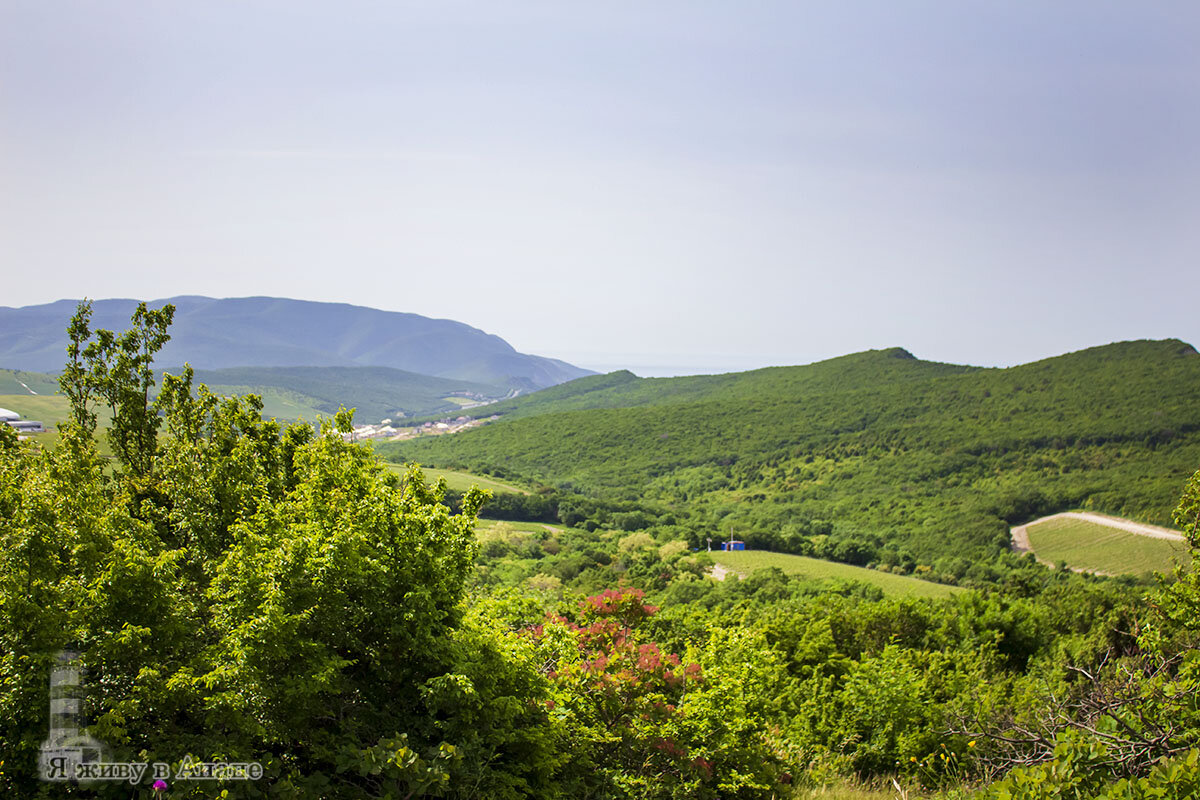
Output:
[
  {"xmin": 1025, "ymin": 516, "xmax": 1191, "ymax": 576},
  {"xmin": 710, "ymin": 549, "xmax": 961, "ymax": 599}
]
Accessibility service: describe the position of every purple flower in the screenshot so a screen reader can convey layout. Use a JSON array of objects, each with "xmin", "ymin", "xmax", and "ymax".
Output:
[{"xmin": 153, "ymin": 778, "xmax": 168, "ymax": 792}]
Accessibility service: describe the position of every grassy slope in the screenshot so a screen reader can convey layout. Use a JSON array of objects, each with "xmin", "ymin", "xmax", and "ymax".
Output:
[
  {"xmin": 711, "ymin": 550, "xmax": 960, "ymax": 599},
  {"xmin": 1026, "ymin": 517, "xmax": 1192, "ymax": 575},
  {"xmin": 378, "ymin": 340, "xmax": 1200, "ymax": 561},
  {"xmin": 0, "ymin": 387, "xmax": 325, "ymax": 432},
  {"xmin": 192, "ymin": 384, "xmax": 328, "ymax": 423},
  {"xmin": 0, "ymin": 368, "xmax": 60, "ymax": 395}
]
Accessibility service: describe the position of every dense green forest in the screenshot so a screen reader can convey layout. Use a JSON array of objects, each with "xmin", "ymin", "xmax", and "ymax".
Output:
[
  {"xmin": 2, "ymin": 303, "xmax": 1199, "ymax": 799},
  {"xmin": 379, "ymin": 341, "xmax": 1200, "ymax": 575}
]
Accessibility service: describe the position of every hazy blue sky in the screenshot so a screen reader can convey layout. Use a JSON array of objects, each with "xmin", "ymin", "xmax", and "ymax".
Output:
[{"xmin": 3, "ymin": 2, "xmax": 1198, "ymax": 376}]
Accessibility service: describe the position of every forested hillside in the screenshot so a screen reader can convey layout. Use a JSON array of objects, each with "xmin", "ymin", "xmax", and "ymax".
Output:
[
  {"xmin": 437, "ymin": 347, "xmax": 976, "ymax": 420},
  {"xmin": 380, "ymin": 340, "xmax": 1200, "ymax": 566}
]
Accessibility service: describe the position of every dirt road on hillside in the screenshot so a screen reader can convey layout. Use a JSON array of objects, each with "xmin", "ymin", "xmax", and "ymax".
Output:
[{"xmin": 1011, "ymin": 511, "xmax": 1184, "ymax": 557}]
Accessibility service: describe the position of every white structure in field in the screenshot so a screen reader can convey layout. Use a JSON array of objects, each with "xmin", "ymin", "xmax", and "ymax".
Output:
[{"xmin": 0, "ymin": 407, "xmax": 45, "ymax": 433}]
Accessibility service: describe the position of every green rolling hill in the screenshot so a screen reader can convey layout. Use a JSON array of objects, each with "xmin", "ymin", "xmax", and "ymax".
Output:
[
  {"xmin": 378, "ymin": 339, "xmax": 1200, "ymax": 566},
  {"xmin": 429, "ymin": 347, "xmax": 976, "ymax": 420}
]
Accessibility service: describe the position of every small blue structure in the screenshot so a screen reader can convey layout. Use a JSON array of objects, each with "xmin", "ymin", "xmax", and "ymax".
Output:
[{"xmin": 721, "ymin": 541, "xmax": 746, "ymax": 551}]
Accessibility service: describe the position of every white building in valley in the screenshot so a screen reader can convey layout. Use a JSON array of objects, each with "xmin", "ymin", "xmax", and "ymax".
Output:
[{"xmin": 1, "ymin": 407, "xmax": 45, "ymax": 433}]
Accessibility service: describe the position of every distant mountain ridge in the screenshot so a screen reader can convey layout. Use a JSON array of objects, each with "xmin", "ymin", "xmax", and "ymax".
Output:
[{"xmin": 0, "ymin": 296, "xmax": 594, "ymax": 389}]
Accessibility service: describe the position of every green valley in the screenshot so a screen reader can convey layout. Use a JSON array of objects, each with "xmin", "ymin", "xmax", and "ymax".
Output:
[{"xmin": 0, "ymin": 364, "xmax": 515, "ymax": 428}]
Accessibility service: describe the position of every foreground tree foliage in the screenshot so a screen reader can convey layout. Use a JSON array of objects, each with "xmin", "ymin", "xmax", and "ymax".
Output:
[
  {"xmin": 0, "ymin": 303, "xmax": 556, "ymax": 798},
  {"xmin": 0, "ymin": 304, "xmax": 792, "ymax": 798}
]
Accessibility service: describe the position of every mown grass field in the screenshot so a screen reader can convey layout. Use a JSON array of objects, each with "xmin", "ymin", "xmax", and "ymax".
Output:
[
  {"xmin": 711, "ymin": 550, "xmax": 961, "ymax": 599},
  {"xmin": 383, "ymin": 463, "xmax": 529, "ymax": 495},
  {"xmin": 1026, "ymin": 517, "xmax": 1191, "ymax": 576}
]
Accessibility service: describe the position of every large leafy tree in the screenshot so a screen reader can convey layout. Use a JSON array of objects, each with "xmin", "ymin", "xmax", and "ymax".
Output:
[{"xmin": 0, "ymin": 303, "xmax": 556, "ymax": 798}]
